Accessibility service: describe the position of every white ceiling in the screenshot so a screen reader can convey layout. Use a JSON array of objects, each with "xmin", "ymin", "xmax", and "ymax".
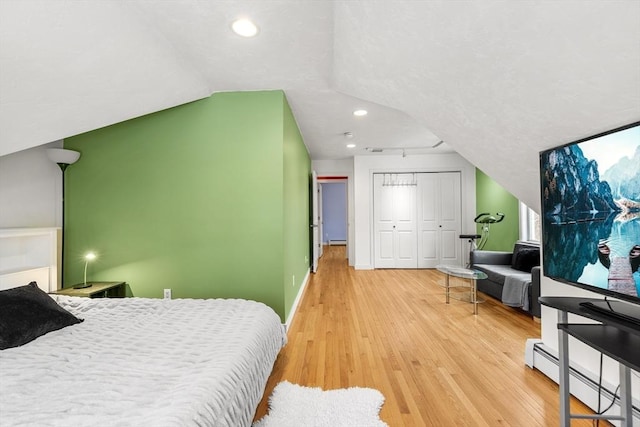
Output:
[{"xmin": 1, "ymin": 1, "xmax": 639, "ymax": 210}]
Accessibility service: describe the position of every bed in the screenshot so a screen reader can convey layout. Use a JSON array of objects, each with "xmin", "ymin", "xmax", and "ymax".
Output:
[{"xmin": 0, "ymin": 284, "xmax": 286, "ymax": 426}]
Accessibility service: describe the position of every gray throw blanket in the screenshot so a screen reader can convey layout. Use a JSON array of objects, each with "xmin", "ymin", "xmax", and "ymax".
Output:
[{"xmin": 501, "ymin": 274, "xmax": 531, "ymax": 311}]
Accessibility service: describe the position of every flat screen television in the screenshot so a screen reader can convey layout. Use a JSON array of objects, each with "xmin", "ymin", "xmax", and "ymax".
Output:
[{"xmin": 540, "ymin": 121, "xmax": 640, "ymax": 324}]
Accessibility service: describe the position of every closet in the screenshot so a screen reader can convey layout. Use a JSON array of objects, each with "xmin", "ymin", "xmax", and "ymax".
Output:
[{"xmin": 373, "ymin": 172, "xmax": 461, "ymax": 268}]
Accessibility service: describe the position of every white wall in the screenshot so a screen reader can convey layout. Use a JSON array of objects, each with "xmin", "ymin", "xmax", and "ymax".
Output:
[
  {"xmin": 311, "ymin": 158, "xmax": 355, "ymax": 265},
  {"xmin": 353, "ymin": 153, "xmax": 476, "ymax": 270},
  {"xmin": 0, "ymin": 142, "xmax": 62, "ymax": 228}
]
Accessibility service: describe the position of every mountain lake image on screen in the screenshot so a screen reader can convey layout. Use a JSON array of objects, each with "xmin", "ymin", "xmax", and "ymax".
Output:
[{"xmin": 540, "ymin": 122, "xmax": 640, "ymax": 302}]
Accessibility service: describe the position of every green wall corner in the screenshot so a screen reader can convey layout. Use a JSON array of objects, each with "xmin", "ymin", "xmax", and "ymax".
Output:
[
  {"xmin": 282, "ymin": 95, "xmax": 311, "ymax": 322},
  {"xmin": 475, "ymin": 169, "xmax": 520, "ymax": 251},
  {"xmin": 64, "ymin": 91, "xmax": 310, "ymax": 321}
]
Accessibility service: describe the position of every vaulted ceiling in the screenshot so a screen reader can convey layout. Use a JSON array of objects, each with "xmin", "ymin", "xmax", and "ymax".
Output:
[{"xmin": 1, "ymin": 1, "xmax": 639, "ymax": 210}]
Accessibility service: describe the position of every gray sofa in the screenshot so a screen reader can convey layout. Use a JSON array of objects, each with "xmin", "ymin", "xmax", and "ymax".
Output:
[{"xmin": 470, "ymin": 242, "xmax": 541, "ymax": 317}]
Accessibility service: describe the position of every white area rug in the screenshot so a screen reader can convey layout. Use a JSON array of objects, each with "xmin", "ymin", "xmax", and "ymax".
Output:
[{"xmin": 253, "ymin": 381, "xmax": 388, "ymax": 427}]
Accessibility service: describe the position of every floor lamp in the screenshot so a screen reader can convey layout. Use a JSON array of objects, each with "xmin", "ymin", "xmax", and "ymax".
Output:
[{"xmin": 46, "ymin": 148, "xmax": 81, "ymax": 289}]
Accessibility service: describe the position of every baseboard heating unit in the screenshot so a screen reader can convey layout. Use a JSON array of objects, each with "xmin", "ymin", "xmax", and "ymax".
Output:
[
  {"xmin": 525, "ymin": 339, "xmax": 640, "ymax": 426},
  {"xmin": 328, "ymin": 240, "xmax": 346, "ymax": 246}
]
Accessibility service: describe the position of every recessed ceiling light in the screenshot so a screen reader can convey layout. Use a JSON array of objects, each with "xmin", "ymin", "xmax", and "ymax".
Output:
[
  {"xmin": 347, "ymin": 144, "xmax": 356, "ymax": 148},
  {"xmin": 232, "ymin": 19, "xmax": 258, "ymax": 37},
  {"xmin": 353, "ymin": 109, "xmax": 368, "ymax": 117}
]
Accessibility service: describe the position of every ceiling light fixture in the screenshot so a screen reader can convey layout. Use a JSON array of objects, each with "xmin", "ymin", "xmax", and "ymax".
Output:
[
  {"xmin": 232, "ymin": 19, "xmax": 258, "ymax": 37},
  {"xmin": 347, "ymin": 144, "xmax": 356, "ymax": 148},
  {"xmin": 366, "ymin": 143, "xmax": 445, "ymax": 153},
  {"xmin": 353, "ymin": 109, "xmax": 368, "ymax": 117}
]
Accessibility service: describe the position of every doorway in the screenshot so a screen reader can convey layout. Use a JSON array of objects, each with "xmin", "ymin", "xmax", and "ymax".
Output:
[
  {"xmin": 321, "ymin": 182, "xmax": 347, "ymax": 246},
  {"xmin": 317, "ymin": 176, "xmax": 349, "ymax": 264}
]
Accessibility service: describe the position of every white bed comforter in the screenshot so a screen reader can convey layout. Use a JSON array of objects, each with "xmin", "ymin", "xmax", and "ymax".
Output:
[{"xmin": 0, "ymin": 297, "xmax": 286, "ymax": 427}]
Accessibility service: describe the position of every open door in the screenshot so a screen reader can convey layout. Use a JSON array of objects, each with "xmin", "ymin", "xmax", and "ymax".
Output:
[{"xmin": 311, "ymin": 171, "xmax": 321, "ymax": 273}]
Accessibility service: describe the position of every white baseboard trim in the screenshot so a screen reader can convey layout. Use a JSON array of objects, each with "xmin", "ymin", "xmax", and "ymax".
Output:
[
  {"xmin": 355, "ymin": 264, "xmax": 373, "ymax": 270},
  {"xmin": 284, "ymin": 268, "xmax": 310, "ymax": 332},
  {"xmin": 524, "ymin": 338, "xmax": 543, "ymax": 368},
  {"xmin": 525, "ymin": 339, "xmax": 640, "ymax": 426}
]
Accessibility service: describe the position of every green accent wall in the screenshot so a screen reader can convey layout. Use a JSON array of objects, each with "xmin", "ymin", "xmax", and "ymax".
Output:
[
  {"xmin": 64, "ymin": 91, "xmax": 310, "ymax": 321},
  {"xmin": 282, "ymin": 97, "xmax": 311, "ymax": 322},
  {"xmin": 475, "ymin": 169, "xmax": 520, "ymax": 251}
]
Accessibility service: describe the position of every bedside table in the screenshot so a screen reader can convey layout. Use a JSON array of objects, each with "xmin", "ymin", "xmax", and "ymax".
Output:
[{"xmin": 53, "ymin": 281, "xmax": 126, "ymax": 298}]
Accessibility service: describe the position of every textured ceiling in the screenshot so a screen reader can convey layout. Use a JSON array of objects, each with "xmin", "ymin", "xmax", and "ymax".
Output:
[{"xmin": 1, "ymin": 0, "xmax": 639, "ymax": 210}]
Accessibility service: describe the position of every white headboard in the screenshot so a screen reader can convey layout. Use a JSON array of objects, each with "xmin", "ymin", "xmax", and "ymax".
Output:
[{"xmin": 0, "ymin": 228, "xmax": 61, "ymax": 292}]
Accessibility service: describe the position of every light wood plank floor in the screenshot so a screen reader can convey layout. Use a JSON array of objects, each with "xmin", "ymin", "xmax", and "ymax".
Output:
[{"xmin": 256, "ymin": 245, "xmax": 601, "ymax": 426}]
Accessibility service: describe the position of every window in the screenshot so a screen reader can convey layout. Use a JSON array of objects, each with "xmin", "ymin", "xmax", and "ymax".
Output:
[{"xmin": 519, "ymin": 202, "xmax": 540, "ymax": 242}]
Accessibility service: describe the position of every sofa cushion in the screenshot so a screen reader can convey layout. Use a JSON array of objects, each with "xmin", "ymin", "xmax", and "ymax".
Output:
[
  {"xmin": 473, "ymin": 264, "xmax": 519, "ymax": 286},
  {"xmin": 511, "ymin": 246, "xmax": 540, "ymax": 273}
]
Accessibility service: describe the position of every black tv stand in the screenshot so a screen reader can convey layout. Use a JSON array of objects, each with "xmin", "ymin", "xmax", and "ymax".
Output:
[
  {"xmin": 579, "ymin": 300, "xmax": 640, "ymax": 329},
  {"xmin": 539, "ymin": 296, "xmax": 639, "ymax": 426}
]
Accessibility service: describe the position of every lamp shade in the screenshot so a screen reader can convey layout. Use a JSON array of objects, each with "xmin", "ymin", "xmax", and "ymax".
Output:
[{"xmin": 46, "ymin": 148, "xmax": 80, "ymax": 165}]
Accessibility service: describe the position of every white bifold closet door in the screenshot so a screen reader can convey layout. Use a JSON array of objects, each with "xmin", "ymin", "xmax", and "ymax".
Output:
[
  {"xmin": 373, "ymin": 174, "xmax": 417, "ymax": 268},
  {"xmin": 374, "ymin": 172, "xmax": 461, "ymax": 269},
  {"xmin": 416, "ymin": 172, "xmax": 461, "ymax": 268}
]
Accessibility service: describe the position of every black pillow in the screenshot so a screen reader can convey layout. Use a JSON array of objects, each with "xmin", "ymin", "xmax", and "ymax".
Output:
[
  {"xmin": 0, "ymin": 281, "xmax": 83, "ymax": 350},
  {"xmin": 512, "ymin": 247, "xmax": 540, "ymax": 273}
]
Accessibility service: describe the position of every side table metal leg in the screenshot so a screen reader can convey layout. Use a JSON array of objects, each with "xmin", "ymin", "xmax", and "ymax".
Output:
[
  {"xmin": 445, "ymin": 274, "xmax": 450, "ymax": 304},
  {"xmin": 472, "ymin": 278, "xmax": 478, "ymax": 315},
  {"xmin": 620, "ymin": 364, "xmax": 632, "ymax": 427},
  {"xmin": 557, "ymin": 310, "xmax": 570, "ymax": 427}
]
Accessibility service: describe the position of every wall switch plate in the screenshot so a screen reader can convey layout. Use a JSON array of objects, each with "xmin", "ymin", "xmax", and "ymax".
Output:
[
  {"xmin": 163, "ymin": 288, "xmax": 171, "ymax": 299},
  {"xmin": 292, "ymin": 275, "xmax": 295, "ymax": 287}
]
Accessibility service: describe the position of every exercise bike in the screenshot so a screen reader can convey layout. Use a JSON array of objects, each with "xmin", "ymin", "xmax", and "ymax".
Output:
[
  {"xmin": 459, "ymin": 212, "xmax": 505, "ymax": 267},
  {"xmin": 474, "ymin": 212, "xmax": 505, "ymax": 250}
]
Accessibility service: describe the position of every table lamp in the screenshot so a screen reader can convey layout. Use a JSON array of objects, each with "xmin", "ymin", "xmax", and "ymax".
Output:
[{"xmin": 74, "ymin": 252, "xmax": 96, "ymax": 289}]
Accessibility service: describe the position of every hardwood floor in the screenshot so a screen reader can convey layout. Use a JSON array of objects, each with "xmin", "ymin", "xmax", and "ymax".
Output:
[{"xmin": 255, "ymin": 245, "xmax": 600, "ymax": 426}]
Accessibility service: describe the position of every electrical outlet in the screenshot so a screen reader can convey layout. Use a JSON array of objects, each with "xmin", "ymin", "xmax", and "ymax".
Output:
[{"xmin": 163, "ymin": 288, "xmax": 172, "ymax": 299}]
